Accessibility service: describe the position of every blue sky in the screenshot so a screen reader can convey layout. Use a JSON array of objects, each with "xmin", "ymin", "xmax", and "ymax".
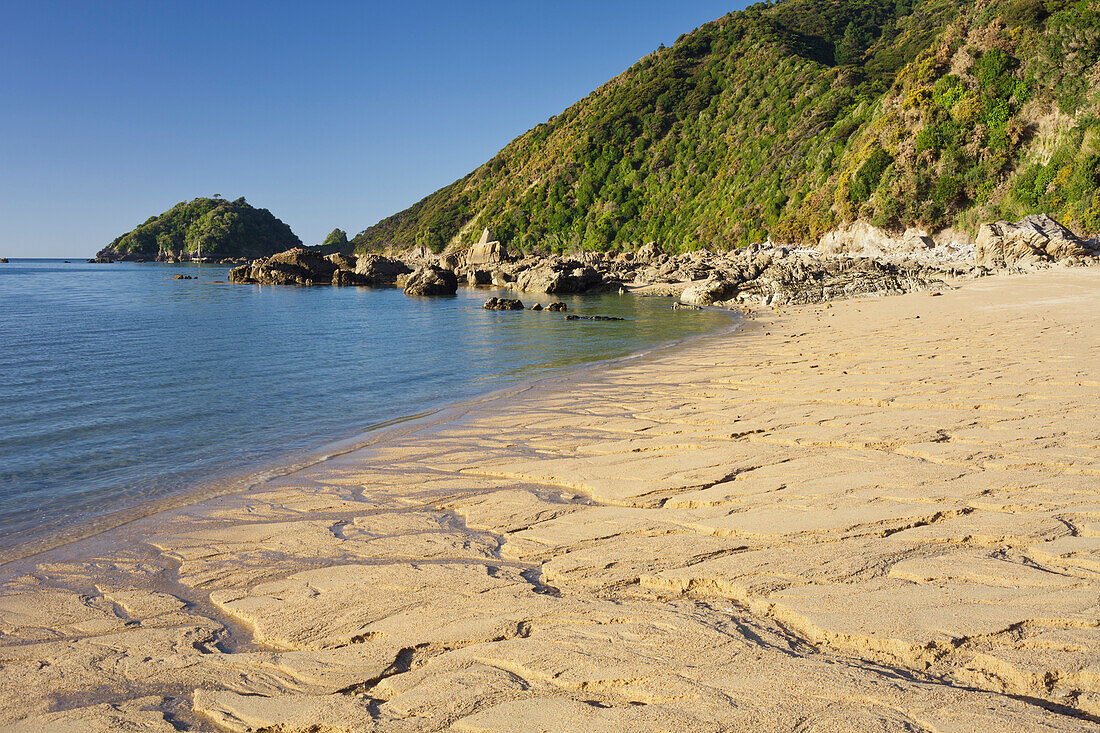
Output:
[{"xmin": 0, "ymin": 1, "xmax": 746, "ymax": 257}]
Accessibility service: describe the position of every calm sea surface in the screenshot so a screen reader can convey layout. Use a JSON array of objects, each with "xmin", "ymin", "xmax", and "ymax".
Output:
[{"xmin": 0, "ymin": 259, "xmax": 733, "ymax": 555}]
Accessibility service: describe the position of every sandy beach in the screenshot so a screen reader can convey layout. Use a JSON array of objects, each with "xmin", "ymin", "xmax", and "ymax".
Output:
[{"xmin": 1, "ymin": 267, "xmax": 1098, "ymax": 731}]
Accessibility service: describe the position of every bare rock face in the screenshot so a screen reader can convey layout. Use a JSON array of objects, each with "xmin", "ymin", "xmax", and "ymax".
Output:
[
  {"xmin": 974, "ymin": 215, "xmax": 1099, "ymax": 268},
  {"xmin": 403, "ymin": 266, "xmax": 458, "ymax": 296},
  {"xmin": 680, "ymin": 278, "xmax": 737, "ymax": 306},
  {"xmin": 400, "ymin": 245, "xmax": 439, "ymax": 267},
  {"xmin": 818, "ymin": 221, "xmax": 935, "ymax": 257},
  {"xmin": 466, "ymin": 229, "xmax": 509, "ymax": 268}
]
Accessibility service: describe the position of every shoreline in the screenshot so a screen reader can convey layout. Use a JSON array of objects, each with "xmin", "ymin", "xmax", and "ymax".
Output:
[
  {"xmin": 0, "ymin": 295, "xmax": 744, "ymax": 567},
  {"xmin": 1, "ymin": 267, "xmax": 1097, "ymax": 730}
]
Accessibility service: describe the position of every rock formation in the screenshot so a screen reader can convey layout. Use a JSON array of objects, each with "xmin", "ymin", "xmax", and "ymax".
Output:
[
  {"xmin": 974, "ymin": 214, "xmax": 1100, "ymax": 269},
  {"xmin": 680, "ymin": 277, "xmax": 737, "ymax": 306},
  {"xmin": 403, "ymin": 266, "xmax": 458, "ymax": 296},
  {"xmin": 482, "ymin": 297, "xmax": 524, "ymax": 311},
  {"xmin": 227, "ymin": 214, "xmax": 1096, "ymax": 306},
  {"xmin": 466, "ymin": 229, "xmax": 508, "ymax": 269}
]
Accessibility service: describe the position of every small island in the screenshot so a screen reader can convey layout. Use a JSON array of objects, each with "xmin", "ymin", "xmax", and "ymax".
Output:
[{"xmin": 92, "ymin": 196, "xmax": 302, "ymax": 263}]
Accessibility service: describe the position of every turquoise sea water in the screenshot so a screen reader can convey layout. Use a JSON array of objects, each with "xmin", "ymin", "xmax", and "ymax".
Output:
[{"xmin": 0, "ymin": 259, "xmax": 733, "ymax": 554}]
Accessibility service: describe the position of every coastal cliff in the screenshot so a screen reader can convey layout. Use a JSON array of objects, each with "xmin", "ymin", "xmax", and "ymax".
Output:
[{"xmin": 94, "ymin": 197, "xmax": 301, "ymax": 263}]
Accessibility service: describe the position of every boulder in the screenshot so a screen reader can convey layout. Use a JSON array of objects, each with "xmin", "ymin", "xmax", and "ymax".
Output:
[
  {"xmin": 547, "ymin": 302, "xmax": 567, "ymax": 312},
  {"xmin": 680, "ymin": 278, "xmax": 737, "ymax": 306},
  {"xmin": 332, "ymin": 269, "xmax": 371, "ymax": 286},
  {"xmin": 491, "ymin": 269, "xmax": 515, "ymax": 287},
  {"xmin": 403, "ymin": 266, "xmax": 458, "ymax": 296},
  {"xmin": 482, "ymin": 297, "xmax": 524, "ymax": 311},
  {"xmin": 513, "ymin": 260, "xmax": 602, "ymax": 294},
  {"xmin": 530, "ymin": 303, "xmax": 543, "ymax": 311},
  {"xmin": 974, "ymin": 214, "xmax": 1098, "ymax": 268},
  {"xmin": 439, "ymin": 252, "xmax": 464, "ymax": 270},
  {"xmin": 467, "ymin": 270, "xmax": 492, "ymax": 286},
  {"xmin": 354, "ymin": 254, "xmax": 411, "ymax": 285},
  {"xmin": 0, "ymin": 258, "xmax": 8, "ymax": 263}
]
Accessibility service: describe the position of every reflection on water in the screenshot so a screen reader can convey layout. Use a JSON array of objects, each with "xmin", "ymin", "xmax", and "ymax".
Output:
[{"xmin": 0, "ymin": 259, "xmax": 734, "ymax": 551}]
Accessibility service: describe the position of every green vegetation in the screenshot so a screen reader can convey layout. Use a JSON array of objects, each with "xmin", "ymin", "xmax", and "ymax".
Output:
[
  {"xmin": 100, "ymin": 197, "xmax": 301, "ymax": 259},
  {"xmin": 352, "ymin": 0, "xmax": 1100, "ymax": 254},
  {"xmin": 320, "ymin": 228, "xmax": 349, "ymax": 251}
]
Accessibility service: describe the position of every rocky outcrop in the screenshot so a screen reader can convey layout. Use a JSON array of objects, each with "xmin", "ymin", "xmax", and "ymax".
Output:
[
  {"xmin": 466, "ymin": 229, "xmax": 509, "ymax": 268},
  {"xmin": 974, "ymin": 215, "xmax": 1100, "ymax": 268},
  {"xmin": 818, "ymin": 221, "xmax": 935, "ymax": 258},
  {"xmin": 229, "ymin": 249, "xmax": 410, "ymax": 287},
  {"xmin": 228, "ymin": 247, "xmax": 337, "ymax": 286},
  {"xmin": 354, "ymin": 255, "xmax": 411, "ymax": 285},
  {"xmin": 483, "ymin": 297, "xmax": 524, "ymax": 311},
  {"xmin": 734, "ymin": 256, "xmax": 947, "ymax": 306},
  {"xmin": 512, "ymin": 259, "xmax": 603, "ymax": 294},
  {"xmin": 227, "ymin": 214, "xmax": 1093, "ymax": 305},
  {"xmin": 403, "ymin": 266, "xmax": 458, "ymax": 296}
]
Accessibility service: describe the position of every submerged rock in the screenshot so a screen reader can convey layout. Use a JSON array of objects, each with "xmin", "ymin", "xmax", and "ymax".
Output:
[
  {"xmin": 565, "ymin": 314, "xmax": 625, "ymax": 321},
  {"xmin": 483, "ymin": 297, "xmax": 524, "ymax": 311},
  {"xmin": 403, "ymin": 266, "xmax": 458, "ymax": 296}
]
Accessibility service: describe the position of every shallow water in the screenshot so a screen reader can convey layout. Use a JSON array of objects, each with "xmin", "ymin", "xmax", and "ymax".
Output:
[{"xmin": 0, "ymin": 259, "xmax": 733, "ymax": 554}]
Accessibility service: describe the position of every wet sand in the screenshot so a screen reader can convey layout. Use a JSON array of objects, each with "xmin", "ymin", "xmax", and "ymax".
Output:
[{"xmin": 1, "ymin": 268, "xmax": 1098, "ymax": 731}]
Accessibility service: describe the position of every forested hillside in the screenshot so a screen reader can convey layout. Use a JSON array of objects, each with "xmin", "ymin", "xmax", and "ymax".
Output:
[
  {"xmin": 98, "ymin": 197, "xmax": 301, "ymax": 261},
  {"xmin": 352, "ymin": 0, "xmax": 1100, "ymax": 254}
]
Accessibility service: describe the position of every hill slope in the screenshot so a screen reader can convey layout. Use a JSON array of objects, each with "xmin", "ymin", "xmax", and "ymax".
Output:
[
  {"xmin": 352, "ymin": 0, "xmax": 1100, "ymax": 254},
  {"xmin": 97, "ymin": 197, "xmax": 301, "ymax": 261}
]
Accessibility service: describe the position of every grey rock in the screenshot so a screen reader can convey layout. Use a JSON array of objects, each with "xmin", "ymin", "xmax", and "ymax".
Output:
[
  {"xmin": 353, "ymin": 254, "xmax": 411, "ymax": 285},
  {"xmin": 403, "ymin": 266, "xmax": 458, "ymax": 296}
]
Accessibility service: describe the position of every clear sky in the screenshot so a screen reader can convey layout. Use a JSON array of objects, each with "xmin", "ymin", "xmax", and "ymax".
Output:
[{"xmin": 0, "ymin": 1, "xmax": 747, "ymax": 258}]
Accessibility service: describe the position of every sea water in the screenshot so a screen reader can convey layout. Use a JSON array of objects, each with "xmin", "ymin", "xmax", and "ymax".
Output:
[{"xmin": 0, "ymin": 259, "xmax": 733, "ymax": 555}]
